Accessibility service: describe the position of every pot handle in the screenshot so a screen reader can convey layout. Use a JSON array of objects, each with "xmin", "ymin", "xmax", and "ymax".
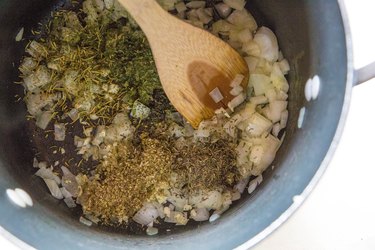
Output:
[{"xmin": 354, "ymin": 61, "xmax": 375, "ymax": 86}]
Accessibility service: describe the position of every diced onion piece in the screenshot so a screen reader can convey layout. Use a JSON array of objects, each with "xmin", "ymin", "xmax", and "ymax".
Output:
[
  {"xmin": 196, "ymin": 8, "xmax": 212, "ymax": 24},
  {"xmin": 61, "ymin": 166, "xmax": 79, "ymax": 197},
  {"xmin": 230, "ymin": 85, "xmax": 243, "ymax": 96},
  {"xmin": 280, "ymin": 110, "xmax": 288, "ymax": 129},
  {"xmin": 214, "ymin": 3, "xmax": 232, "ymax": 18},
  {"xmin": 265, "ymin": 88, "xmax": 277, "ymax": 102},
  {"xmin": 175, "ymin": 1, "xmax": 187, "ymax": 13},
  {"xmin": 231, "ymin": 190, "xmax": 241, "ymax": 201},
  {"xmin": 237, "ymin": 102, "xmax": 256, "ymax": 120},
  {"xmin": 19, "ymin": 57, "xmax": 38, "ymax": 75},
  {"xmin": 237, "ymin": 28, "xmax": 253, "ymax": 43},
  {"xmin": 223, "ymin": 0, "xmax": 245, "ymax": 10},
  {"xmin": 234, "ymin": 176, "xmax": 250, "ymax": 193},
  {"xmin": 133, "ymin": 203, "xmax": 159, "ymax": 226},
  {"xmin": 272, "ymin": 123, "xmax": 281, "ymax": 137},
  {"xmin": 268, "ymin": 100, "xmax": 287, "ymax": 123},
  {"xmin": 277, "ymin": 90, "xmax": 288, "ymax": 101},
  {"xmin": 186, "ymin": 1, "xmax": 206, "ymax": 9},
  {"xmin": 212, "ymin": 20, "xmax": 234, "ymax": 35},
  {"xmin": 242, "ymin": 40, "xmax": 260, "ymax": 57},
  {"xmin": 79, "ymin": 216, "xmax": 93, "ymax": 227},
  {"xmin": 227, "ymin": 9, "xmax": 257, "ymax": 32},
  {"xmin": 209, "ymin": 87, "xmax": 224, "ymax": 103},
  {"xmin": 15, "ymin": 27, "xmax": 24, "ymax": 42},
  {"xmin": 228, "ymin": 92, "xmax": 246, "ymax": 111},
  {"xmin": 230, "ymin": 74, "xmax": 245, "ymax": 87},
  {"xmin": 253, "ymin": 27, "xmax": 279, "ymax": 62},
  {"xmin": 244, "ymin": 56, "xmax": 259, "ymax": 72},
  {"xmin": 36, "ymin": 111, "xmax": 53, "ymax": 130},
  {"xmin": 252, "ymin": 135, "xmax": 280, "ymax": 175},
  {"xmin": 249, "ymin": 74, "xmax": 272, "ymax": 96},
  {"xmin": 241, "ymin": 112, "xmax": 272, "ymax": 137},
  {"xmin": 278, "ymin": 59, "xmax": 290, "ymax": 75},
  {"xmin": 190, "ymin": 208, "xmax": 210, "ymax": 222},
  {"xmin": 204, "ymin": 8, "xmax": 213, "ymax": 17},
  {"xmin": 250, "ymin": 95, "xmax": 268, "ymax": 105},
  {"xmin": 270, "ymin": 63, "xmax": 289, "ymax": 92},
  {"xmin": 250, "ymin": 145, "xmax": 263, "ymax": 165},
  {"xmin": 43, "ymin": 179, "xmax": 63, "ymax": 200},
  {"xmin": 146, "ymin": 227, "xmax": 159, "ymax": 236},
  {"xmin": 23, "ymin": 65, "xmax": 51, "ymax": 91},
  {"xmin": 54, "ymin": 123, "xmax": 66, "ymax": 141},
  {"xmin": 64, "ymin": 197, "xmax": 77, "ymax": 208}
]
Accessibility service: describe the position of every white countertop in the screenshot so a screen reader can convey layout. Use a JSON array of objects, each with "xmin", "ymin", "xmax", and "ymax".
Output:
[{"xmin": 2, "ymin": 1, "xmax": 375, "ymax": 249}]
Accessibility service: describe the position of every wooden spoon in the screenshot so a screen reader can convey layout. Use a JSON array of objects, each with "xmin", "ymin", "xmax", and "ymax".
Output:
[{"xmin": 118, "ymin": 0, "xmax": 249, "ymax": 128}]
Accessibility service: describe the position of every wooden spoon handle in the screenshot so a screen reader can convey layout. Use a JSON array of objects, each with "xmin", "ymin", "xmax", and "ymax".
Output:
[{"xmin": 117, "ymin": 0, "xmax": 172, "ymax": 34}]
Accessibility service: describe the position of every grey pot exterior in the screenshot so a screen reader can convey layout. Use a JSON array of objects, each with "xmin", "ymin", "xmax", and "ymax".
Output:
[{"xmin": 0, "ymin": 0, "xmax": 354, "ymax": 249}]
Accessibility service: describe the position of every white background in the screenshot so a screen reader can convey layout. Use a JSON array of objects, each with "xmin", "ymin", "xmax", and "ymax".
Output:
[{"xmin": 1, "ymin": 0, "xmax": 375, "ymax": 249}]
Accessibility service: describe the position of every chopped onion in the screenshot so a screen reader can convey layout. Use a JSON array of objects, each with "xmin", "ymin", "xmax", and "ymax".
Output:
[
  {"xmin": 242, "ymin": 40, "xmax": 260, "ymax": 57},
  {"xmin": 226, "ymin": 9, "xmax": 257, "ymax": 31},
  {"xmin": 249, "ymin": 74, "xmax": 272, "ymax": 96},
  {"xmin": 61, "ymin": 166, "xmax": 79, "ymax": 197},
  {"xmin": 186, "ymin": 1, "xmax": 206, "ymax": 9},
  {"xmin": 234, "ymin": 176, "xmax": 250, "ymax": 193},
  {"xmin": 196, "ymin": 8, "xmax": 212, "ymax": 24},
  {"xmin": 237, "ymin": 28, "xmax": 253, "ymax": 43},
  {"xmin": 175, "ymin": 1, "xmax": 187, "ymax": 13},
  {"xmin": 268, "ymin": 100, "xmax": 287, "ymax": 123},
  {"xmin": 63, "ymin": 197, "xmax": 77, "ymax": 208},
  {"xmin": 212, "ymin": 20, "xmax": 234, "ymax": 35},
  {"xmin": 242, "ymin": 112, "xmax": 272, "ymax": 137},
  {"xmin": 230, "ymin": 85, "xmax": 243, "ymax": 96},
  {"xmin": 35, "ymin": 167, "xmax": 61, "ymax": 185},
  {"xmin": 278, "ymin": 59, "xmax": 290, "ymax": 75},
  {"xmin": 250, "ymin": 95, "xmax": 268, "ymax": 105},
  {"xmin": 133, "ymin": 203, "xmax": 159, "ymax": 226},
  {"xmin": 54, "ymin": 123, "xmax": 66, "ymax": 141},
  {"xmin": 43, "ymin": 179, "xmax": 63, "ymax": 200},
  {"xmin": 223, "ymin": 0, "xmax": 246, "ymax": 10},
  {"xmin": 270, "ymin": 63, "xmax": 289, "ymax": 92},
  {"xmin": 272, "ymin": 123, "xmax": 281, "ymax": 137},
  {"xmin": 146, "ymin": 227, "xmax": 159, "ymax": 236},
  {"xmin": 209, "ymin": 87, "xmax": 224, "ymax": 103},
  {"xmin": 244, "ymin": 56, "xmax": 259, "ymax": 72},
  {"xmin": 79, "ymin": 216, "xmax": 92, "ymax": 227},
  {"xmin": 280, "ymin": 110, "xmax": 288, "ymax": 129},
  {"xmin": 15, "ymin": 27, "xmax": 24, "ymax": 42},
  {"xmin": 230, "ymin": 74, "xmax": 245, "ymax": 87},
  {"xmin": 231, "ymin": 190, "xmax": 241, "ymax": 201},
  {"xmin": 190, "ymin": 208, "xmax": 209, "ymax": 222},
  {"xmin": 253, "ymin": 27, "xmax": 279, "ymax": 62},
  {"xmin": 214, "ymin": 3, "xmax": 232, "ymax": 18},
  {"xmin": 228, "ymin": 92, "xmax": 246, "ymax": 111}
]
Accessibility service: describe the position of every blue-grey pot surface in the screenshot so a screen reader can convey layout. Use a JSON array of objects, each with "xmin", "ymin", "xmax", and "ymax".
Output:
[{"xmin": 0, "ymin": 0, "xmax": 352, "ymax": 249}]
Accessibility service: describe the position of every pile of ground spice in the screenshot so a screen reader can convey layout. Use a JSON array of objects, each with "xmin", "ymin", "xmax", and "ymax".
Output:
[
  {"xmin": 78, "ymin": 136, "xmax": 173, "ymax": 224},
  {"xmin": 172, "ymin": 139, "xmax": 238, "ymax": 194}
]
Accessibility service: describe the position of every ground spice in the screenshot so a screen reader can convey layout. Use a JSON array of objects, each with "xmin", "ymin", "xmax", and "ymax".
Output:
[{"xmin": 78, "ymin": 136, "xmax": 174, "ymax": 225}]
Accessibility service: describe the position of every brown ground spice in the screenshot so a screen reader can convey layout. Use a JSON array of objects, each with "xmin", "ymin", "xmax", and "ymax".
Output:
[{"xmin": 78, "ymin": 136, "xmax": 173, "ymax": 224}]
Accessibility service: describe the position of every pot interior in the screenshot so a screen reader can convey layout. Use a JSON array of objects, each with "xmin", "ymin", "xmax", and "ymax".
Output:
[{"xmin": 0, "ymin": 0, "xmax": 349, "ymax": 249}]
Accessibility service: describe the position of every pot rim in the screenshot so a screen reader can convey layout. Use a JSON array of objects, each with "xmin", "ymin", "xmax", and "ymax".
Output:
[
  {"xmin": 0, "ymin": 0, "xmax": 354, "ymax": 249},
  {"xmin": 236, "ymin": 0, "xmax": 354, "ymax": 249}
]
